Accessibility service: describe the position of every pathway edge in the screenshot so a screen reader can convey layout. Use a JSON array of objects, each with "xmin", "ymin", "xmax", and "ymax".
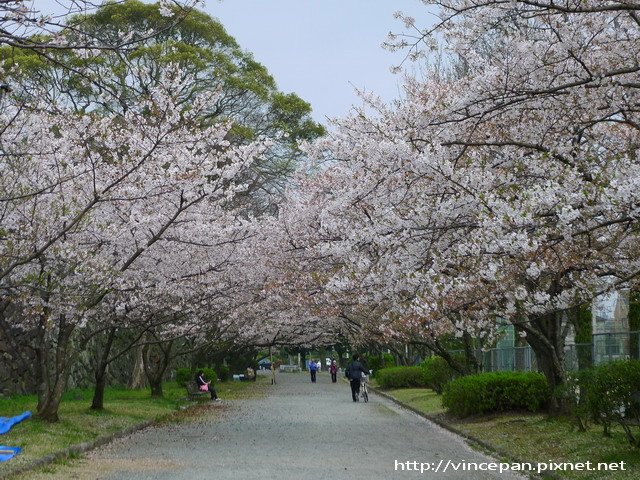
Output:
[
  {"xmin": 0, "ymin": 402, "xmax": 208, "ymax": 480},
  {"xmin": 370, "ymin": 386, "xmax": 558, "ymax": 480}
]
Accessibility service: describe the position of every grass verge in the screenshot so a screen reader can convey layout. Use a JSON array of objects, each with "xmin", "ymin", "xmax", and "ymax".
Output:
[
  {"xmin": 0, "ymin": 378, "xmax": 265, "ymax": 477},
  {"xmin": 378, "ymin": 386, "xmax": 639, "ymax": 479}
]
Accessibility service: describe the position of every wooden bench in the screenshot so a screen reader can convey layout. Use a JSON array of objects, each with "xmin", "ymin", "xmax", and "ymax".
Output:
[{"xmin": 184, "ymin": 381, "xmax": 209, "ymax": 401}]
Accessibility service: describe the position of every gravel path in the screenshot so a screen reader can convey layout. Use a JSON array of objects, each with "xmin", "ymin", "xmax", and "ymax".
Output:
[{"xmin": 23, "ymin": 371, "xmax": 523, "ymax": 480}]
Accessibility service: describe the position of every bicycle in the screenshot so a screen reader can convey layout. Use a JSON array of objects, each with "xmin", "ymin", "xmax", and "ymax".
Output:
[{"xmin": 360, "ymin": 374, "xmax": 369, "ymax": 403}]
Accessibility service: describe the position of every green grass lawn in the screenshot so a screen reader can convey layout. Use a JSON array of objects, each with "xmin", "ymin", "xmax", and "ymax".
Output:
[
  {"xmin": 0, "ymin": 378, "xmax": 265, "ymax": 475},
  {"xmin": 379, "ymin": 386, "xmax": 640, "ymax": 479},
  {"xmin": 383, "ymin": 388, "xmax": 445, "ymax": 415}
]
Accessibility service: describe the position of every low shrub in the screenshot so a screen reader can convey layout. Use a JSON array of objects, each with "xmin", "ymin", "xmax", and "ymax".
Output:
[
  {"xmin": 383, "ymin": 353, "xmax": 396, "ymax": 368},
  {"xmin": 201, "ymin": 367, "xmax": 217, "ymax": 386},
  {"xmin": 364, "ymin": 353, "xmax": 395, "ymax": 377},
  {"xmin": 176, "ymin": 368, "xmax": 192, "ymax": 386},
  {"xmin": 442, "ymin": 371, "xmax": 550, "ymax": 417},
  {"xmin": 364, "ymin": 355, "xmax": 383, "ymax": 374},
  {"xmin": 421, "ymin": 356, "xmax": 456, "ymax": 394},
  {"xmin": 376, "ymin": 366, "xmax": 429, "ymax": 389},
  {"xmin": 558, "ymin": 368, "xmax": 596, "ymax": 432},
  {"xmin": 177, "ymin": 367, "xmax": 217, "ymax": 386},
  {"xmin": 568, "ymin": 360, "xmax": 640, "ymax": 445}
]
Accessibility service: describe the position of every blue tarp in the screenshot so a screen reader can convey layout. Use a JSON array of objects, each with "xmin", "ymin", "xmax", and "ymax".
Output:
[
  {"xmin": 0, "ymin": 446, "xmax": 20, "ymax": 462},
  {"xmin": 0, "ymin": 411, "xmax": 31, "ymax": 462},
  {"xmin": 0, "ymin": 411, "xmax": 31, "ymax": 435}
]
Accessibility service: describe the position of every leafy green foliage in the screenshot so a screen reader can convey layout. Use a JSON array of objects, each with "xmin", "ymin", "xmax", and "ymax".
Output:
[
  {"xmin": 175, "ymin": 368, "xmax": 192, "ymax": 386},
  {"xmin": 376, "ymin": 358, "xmax": 456, "ymax": 392},
  {"xmin": 559, "ymin": 368, "xmax": 596, "ymax": 432},
  {"xmin": 201, "ymin": 367, "xmax": 217, "ymax": 386},
  {"xmin": 376, "ymin": 367, "xmax": 430, "ymax": 389},
  {"xmin": 176, "ymin": 367, "xmax": 216, "ymax": 386},
  {"xmin": 363, "ymin": 352, "xmax": 395, "ymax": 376},
  {"xmin": 1, "ymin": 0, "xmax": 325, "ymax": 209},
  {"xmin": 420, "ymin": 356, "xmax": 456, "ymax": 394},
  {"xmin": 442, "ymin": 372, "xmax": 550, "ymax": 417},
  {"xmin": 566, "ymin": 361, "xmax": 640, "ymax": 445}
]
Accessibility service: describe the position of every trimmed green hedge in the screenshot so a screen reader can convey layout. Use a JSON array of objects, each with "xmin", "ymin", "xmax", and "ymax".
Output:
[
  {"xmin": 376, "ymin": 366, "xmax": 430, "ymax": 389},
  {"xmin": 442, "ymin": 371, "xmax": 550, "ymax": 417},
  {"xmin": 376, "ymin": 358, "xmax": 456, "ymax": 392}
]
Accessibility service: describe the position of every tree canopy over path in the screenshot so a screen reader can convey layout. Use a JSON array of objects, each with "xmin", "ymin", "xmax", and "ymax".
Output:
[{"xmin": 2, "ymin": 0, "xmax": 640, "ymax": 428}]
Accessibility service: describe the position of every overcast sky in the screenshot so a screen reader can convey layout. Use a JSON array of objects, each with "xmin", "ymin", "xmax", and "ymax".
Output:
[
  {"xmin": 36, "ymin": 1, "xmax": 436, "ymax": 123},
  {"xmin": 205, "ymin": 0, "xmax": 435, "ymax": 123}
]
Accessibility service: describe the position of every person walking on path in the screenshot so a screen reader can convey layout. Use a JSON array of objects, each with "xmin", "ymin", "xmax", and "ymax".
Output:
[
  {"xmin": 309, "ymin": 359, "xmax": 318, "ymax": 383},
  {"xmin": 195, "ymin": 371, "xmax": 220, "ymax": 402},
  {"xmin": 329, "ymin": 360, "xmax": 338, "ymax": 383},
  {"xmin": 346, "ymin": 354, "xmax": 368, "ymax": 402}
]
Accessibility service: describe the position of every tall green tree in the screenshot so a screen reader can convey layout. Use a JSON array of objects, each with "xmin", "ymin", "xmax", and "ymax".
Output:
[{"xmin": 1, "ymin": 0, "xmax": 324, "ymax": 209}]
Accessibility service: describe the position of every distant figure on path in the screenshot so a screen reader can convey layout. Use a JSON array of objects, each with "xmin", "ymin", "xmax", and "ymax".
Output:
[
  {"xmin": 346, "ymin": 354, "xmax": 368, "ymax": 402},
  {"xmin": 309, "ymin": 359, "xmax": 318, "ymax": 383},
  {"xmin": 196, "ymin": 371, "xmax": 219, "ymax": 402},
  {"xmin": 329, "ymin": 360, "xmax": 338, "ymax": 383}
]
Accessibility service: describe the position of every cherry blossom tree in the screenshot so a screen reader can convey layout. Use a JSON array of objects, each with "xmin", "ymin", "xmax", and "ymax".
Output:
[
  {"xmin": 0, "ymin": 64, "xmax": 269, "ymax": 420},
  {"xmin": 1, "ymin": 1, "xmax": 325, "ymax": 417},
  {"xmin": 277, "ymin": 0, "xmax": 640, "ymax": 410}
]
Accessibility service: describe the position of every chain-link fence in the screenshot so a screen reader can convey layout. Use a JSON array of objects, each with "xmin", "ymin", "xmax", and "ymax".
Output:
[{"xmin": 451, "ymin": 331, "xmax": 640, "ymax": 373}]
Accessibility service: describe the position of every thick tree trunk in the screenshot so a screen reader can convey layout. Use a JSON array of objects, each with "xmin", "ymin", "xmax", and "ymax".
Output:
[
  {"xmin": 142, "ymin": 340, "xmax": 173, "ymax": 399},
  {"xmin": 462, "ymin": 332, "xmax": 481, "ymax": 373},
  {"xmin": 520, "ymin": 311, "xmax": 568, "ymax": 414},
  {"xmin": 333, "ymin": 344, "xmax": 347, "ymax": 368},
  {"xmin": 36, "ymin": 384, "xmax": 66, "ymax": 422},
  {"xmin": 149, "ymin": 378, "xmax": 163, "ymax": 398},
  {"xmin": 91, "ymin": 371, "xmax": 107, "ymax": 410},
  {"xmin": 91, "ymin": 327, "xmax": 117, "ymax": 410},
  {"xmin": 128, "ymin": 346, "xmax": 146, "ymax": 389},
  {"xmin": 35, "ymin": 313, "xmax": 75, "ymax": 423}
]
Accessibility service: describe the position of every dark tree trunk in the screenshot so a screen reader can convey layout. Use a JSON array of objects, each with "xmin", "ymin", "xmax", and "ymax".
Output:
[
  {"xmin": 34, "ymin": 310, "xmax": 76, "ymax": 423},
  {"xmin": 36, "ymin": 391, "xmax": 63, "ymax": 422},
  {"xmin": 519, "ymin": 311, "xmax": 568, "ymax": 414},
  {"xmin": 91, "ymin": 371, "xmax": 107, "ymax": 410},
  {"xmin": 143, "ymin": 340, "xmax": 173, "ymax": 399},
  {"xmin": 462, "ymin": 332, "xmax": 481, "ymax": 373},
  {"xmin": 90, "ymin": 327, "xmax": 117, "ymax": 410},
  {"xmin": 149, "ymin": 379, "xmax": 163, "ymax": 398},
  {"xmin": 334, "ymin": 344, "xmax": 347, "ymax": 368}
]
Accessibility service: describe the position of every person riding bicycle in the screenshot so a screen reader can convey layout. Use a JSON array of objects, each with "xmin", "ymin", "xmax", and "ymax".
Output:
[{"xmin": 345, "ymin": 354, "xmax": 368, "ymax": 402}]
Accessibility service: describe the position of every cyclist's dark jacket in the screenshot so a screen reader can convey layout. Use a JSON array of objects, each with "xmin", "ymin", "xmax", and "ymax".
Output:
[{"xmin": 346, "ymin": 360, "xmax": 367, "ymax": 380}]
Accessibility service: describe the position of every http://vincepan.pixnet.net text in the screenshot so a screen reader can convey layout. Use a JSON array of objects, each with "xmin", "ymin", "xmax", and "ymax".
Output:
[{"xmin": 394, "ymin": 459, "xmax": 626, "ymax": 475}]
